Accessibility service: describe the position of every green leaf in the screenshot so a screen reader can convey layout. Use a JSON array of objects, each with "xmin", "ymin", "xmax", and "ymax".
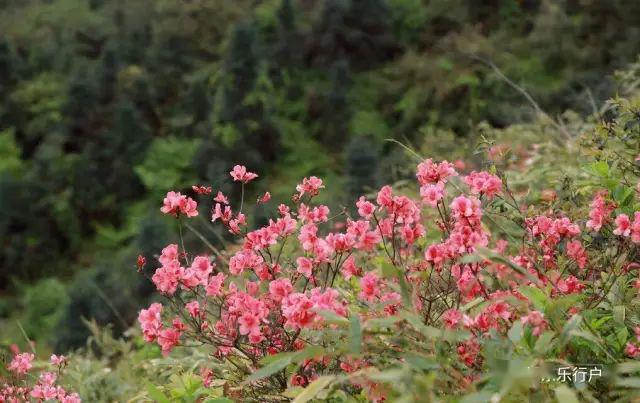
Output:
[
  {"xmin": 247, "ymin": 354, "xmax": 293, "ymax": 382},
  {"xmin": 460, "ymin": 392, "xmax": 496, "ymax": 403},
  {"xmin": 204, "ymin": 398, "xmax": 234, "ymax": 403},
  {"xmin": 292, "ymin": 376, "xmax": 335, "ymax": 403},
  {"xmin": 366, "ymin": 368, "xmax": 406, "ymax": 382},
  {"xmin": 349, "ymin": 315, "xmax": 362, "ymax": 355},
  {"xmin": 508, "ymin": 320, "xmax": 523, "ymax": 344},
  {"xmin": 617, "ymin": 361, "xmax": 640, "ymax": 374},
  {"xmin": 404, "ymin": 354, "xmax": 438, "ymax": 370},
  {"xmin": 364, "ymin": 315, "xmax": 403, "ymax": 330},
  {"xmin": 146, "ymin": 383, "xmax": 171, "ymax": 403},
  {"xmin": 613, "ymin": 185, "xmax": 635, "ymax": 207},
  {"xmin": 519, "ymin": 286, "xmax": 548, "ymax": 311},
  {"xmin": 554, "ymin": 385, "xmax": 579, "ymax": 403},
  {"xmin": 534, "ymin": 331, "xmax": 555, "ymax": 355},
  {"xmin": 315, "ymin": 309, "xmax": 349, "ymax": 326},
  {"xmin": 460, "ymin": 297, "xmax": 483, "ymax": 312},
  {"xmin": 615, "ymin": 377, "xmax": 640, "ymax": 389},
  {"xmin": 613, "ymin": 305, "xmax": 626, "ymax": 324},
  {"xmin": 589, "ymin": 161, "xmax": 610, "ymax": 178}
]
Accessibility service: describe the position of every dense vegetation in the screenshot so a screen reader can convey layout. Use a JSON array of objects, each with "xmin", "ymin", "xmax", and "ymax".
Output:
[{"xmin": 2, "ymin": 1, "xmax": 640, "ymax": 400}]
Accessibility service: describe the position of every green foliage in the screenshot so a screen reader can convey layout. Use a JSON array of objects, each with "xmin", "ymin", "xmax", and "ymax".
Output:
[
  {"xmin": 135, "ymin": 137, "xmax": 201, "ymax": 195},
  {"xmin": 1, "ymin": 0, "xmax": 640, "ymax": 385},
  {"xmin": 0, "ymin": 127, "xmax": 22, "ymax": 174}
]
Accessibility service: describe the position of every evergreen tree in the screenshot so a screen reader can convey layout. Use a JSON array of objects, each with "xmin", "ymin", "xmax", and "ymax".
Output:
[
  {"xmin": 344, "ymin": 134, "xmax": 380, "ymax": 204},
  {"xmin": 307, "ymin": 0, "xmax": 400, "ymax": 69}
]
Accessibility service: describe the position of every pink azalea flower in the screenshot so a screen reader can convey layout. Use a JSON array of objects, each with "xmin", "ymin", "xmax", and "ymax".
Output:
[
  {"xmin": 296, "ymin": 176, "xmax": 324, "ymax": 197},
  {"xmin": 157, "ymin": 328, "xmax": 181, "ymax": 356},
  {"xmin": 7, "ymin": 352, "xmax": 34, "ymax": 375},
  {"xmin": 230, "ymin": 165, "xmax": 258, "ymax": 183},
  {"xmin": 614, "ymin": 214, "xmax": 631, "ymax": 236},
  {"xmin": 464, "ymin": 171, "xmax": 503, "ymax": 198},
  {"xmin": 420, "ymin": 183, "xmax": 445, "ymax": 207}
]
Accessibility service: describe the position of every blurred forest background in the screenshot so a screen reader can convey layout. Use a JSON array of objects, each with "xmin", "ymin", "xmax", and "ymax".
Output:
[{"xmin": 1, "ymin": 0, "xmax": 640, "ymax": 354}]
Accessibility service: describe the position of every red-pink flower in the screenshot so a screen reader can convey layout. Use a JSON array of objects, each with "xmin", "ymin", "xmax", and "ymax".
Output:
[
  {"xmin": 555, "ymin": 275, "xmax": 584, "ymax": 294},
  {"xmin": 614, "ymin": 214, "xmax": 632, "ymax": 236},
  {"xmin": 192, "ymin": 185, "xmax": 212, "ymax": 194},
  {"xmin": 160, "ymin": 191, "xmax": 198, "ymax": 217},
  {"xmin": 296, "ymin": 176, "xmax": 324, "ymax": 197},
  {"xmin": 425, "ymin": 243, "xmax": 447, "ymax": 267},
  {"xmin": 586, "ymin": 192, "xmax": 615, "ymax": 232},
  {"xmin": 230, "ymin": 165, "xmax": 258, "ymax": 183},
  {"xmin": 50, "ymin": 354, "xmax": 66, "ymax": 367},
  {"xmin": 416, "ymin": 159, "xmax": 457, "ymax": 185},
  {"xmin": 189, "ymin": 256, "xmax": 213, "ymax": 283},
  {"xmin": 631, "ymin": 212, "xmax": 640, "ymax": 243},
  {"xmin": 281, "ymin": 293, "xmax": 316, "ymax": 330},
  {"xmin": 158, "ymin": 328, "xmax": 181, "ymax": 356},
  {"xmin": 464, "ymin": 171, "xmax": 502, "ymax": 198},
  {"xmin": 521, "ymin": 311, "xmax": 548, "ymax": 336},
  {"xmin": 7, "ymin": 352, "xmax": 34, "ymax": 375},
  {"xmin": 269, "ymin": 278, "xmax": 293, "ymax": 301},
  {"xmin": 229, "ymin": 250, "xmax": 263, "ymax": 275},
  {"xmin": 237, "ymin": 313, "xmax": 263, "ymax": 343},
  {"xmin": 214, "ymin": 191, "xmax": 229, "ymax": 204},
  {"xmin": 450, "ymin": 195, "xmax": 482, "ymax": 222},
  {"xmin": 296, "ymin": 257, "xmax": 313, "ymax": 278},
  {"xmin": 138, "ymin": 302, "xmax": 163, "ymax": 342},
  {"xmin": 359, "ymin": 272, "xmax": 381, "ymax": 302},
  {"xmin": 341, "ymin": 256, "xmax": 361, "ymax": 280},
  {"xmin": 442, "ymin": 309, "xmax": 462, "ymax": 329},
  {"xmin": 566, "ymin": 240, "xmax": 588, "ymax": 269},
  {"xmin": 420, "ymin": 183, "xmax": 445, "ymax": 207},
  {"xmin": 206, "ymin": 272, "xmax": 226, "ymax": 297},
  {"xmin": 356, "ymin": 196, "xmax": 376, "ymax": 218},
  {"xmin": 152, "ymin": 260, "xmax": 184, "ymax": 295},
  {"xmin": 257, "ymin": 191, "xmax": 271, "ymax": 203},
  {"xmin": 625, "ymin": 342, "xmax": 640, "ymax": 358},
  {"xmin": 186, "ymin": 300, "xmax": 201, "ymax": 318}
]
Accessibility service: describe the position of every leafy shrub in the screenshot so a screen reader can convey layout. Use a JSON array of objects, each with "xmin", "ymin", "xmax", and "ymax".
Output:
[{"xmin": 132, "ymin": 93, "xmax": 640, "ymax": 401}]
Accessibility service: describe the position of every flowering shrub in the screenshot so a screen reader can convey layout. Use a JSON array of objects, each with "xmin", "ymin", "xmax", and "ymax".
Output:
[
  {"xmin": 1, "ymin": 351, "xmax": 80, "ymax": 402},
  {"xmin": 138, "ymin": 122, "xmax": 640, "ymax": 402}
]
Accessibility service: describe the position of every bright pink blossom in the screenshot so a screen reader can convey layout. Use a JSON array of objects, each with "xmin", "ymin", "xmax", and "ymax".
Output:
[
  {"xmin": 296, "ymin": 176, "xmax": 324, "ymax": 197},
  {"xmin": 160, "ymin": 191, "xmax": 198, "ymax": 217},
  {"xmin": 186, "ymin": 300, "xmax": 201, "ymax": 318},
  {"xmin": 614, "ymin": 214, "xmax": 632, "ymax": 236},
  {"xmin": 359, "ymin": 272, "xmax": 381, "ymax": 302},
  {"xmin": 521, "ymin": 311, "xmax": 548, "ymax": 336},
  {"xmin": 230, "ymin": 165, "xmax": 258, "ymax": 183},
  {"xmin": 7, "ymin": 352, "xmax": 34, "ymax": 375},
  {"xmin": 420, "ymin": 183, "xmax": 445, "ymax": 207},
  {"xmin": 296, "ymin": 257, "xmax": 313, "ymax": 278},
  {"xmin": 464, "ymin": 171, "xmax": 502, "ymax": 198},
  {"xmin": 206, "ymin": 272, "xmax": 226, "ymax": 297},
  {"xmin": 269, "ymin": 278, "xmax": 293, "ymax": 301},
  {"xmin": 586, "ymin": 192, "xmax": 615, "ymax": 231},
  {"xmin": 157, "ymin": 328, "xmax": 181, "ymax": 356},
  {"xmin": 416, "ymin": 159, "xmax": 457, "ymax": 185},
  {"xmin": 138, "ymin": 302, "xmax": 163, "ymax": 342}
]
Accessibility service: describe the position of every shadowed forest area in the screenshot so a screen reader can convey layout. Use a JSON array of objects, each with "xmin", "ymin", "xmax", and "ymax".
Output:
[{"xmin": 1, "ymin": 0, "xmax": 640, "ymax": 388}]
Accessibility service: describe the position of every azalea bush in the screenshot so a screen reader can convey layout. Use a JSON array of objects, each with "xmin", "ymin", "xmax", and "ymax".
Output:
[
  {"xmin": 1, "ymin": 350, "xmax": 80, "ymax": 402},
  {"xmin": 136, "ymin": 97, "xmax": 640, "ymax": 402}
]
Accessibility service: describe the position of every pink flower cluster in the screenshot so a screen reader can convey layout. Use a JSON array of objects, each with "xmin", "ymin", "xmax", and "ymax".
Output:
[
  {"xmin": 585, "ymin": 191, "xmax": 615, "ymax": 231},
  {"xmin": 160, "ymin": 191, "xmax": 198, "ymax": 217},
  {"xmin": 613, "ymin": 212, "xmax": 640, "ymax": 243},
  {"xmin": 140, "ymin": 157, "xmax": 640, "ymax": 395},
  {"xmin": 2, "ymin": 353, "xmax": 80, "ymax": 402},
  {"xmin": 463, "ymin": 171, "xmax": 502, "ymax": 198}
]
